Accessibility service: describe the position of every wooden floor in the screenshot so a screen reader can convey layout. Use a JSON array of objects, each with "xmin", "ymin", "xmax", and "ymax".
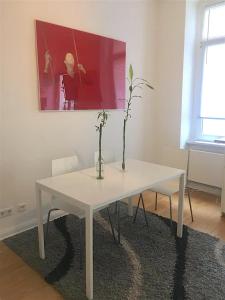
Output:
[{"xmin": 0, "ymin": 190, "xmax": 225, "ymax": 299}]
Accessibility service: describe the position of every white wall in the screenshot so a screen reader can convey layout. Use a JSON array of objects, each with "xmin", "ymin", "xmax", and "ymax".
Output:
[
  {"xmin": 180, "ymin": 0, "xmax": 197, "ymax": 148},
  {"xmin": 141, "ymin": 0, "xmax": 158, "ymax": 162},
  {"xmin": 153, "ymin": 0, "xmax": 223, "ymax": 198},
  {"xmin": 0, "ymin": 3, "xmax": 3, "ymax": 204},
  {"xmin": 154, "ymin": 0, "xmax": 187, "ymax": 168},
  {"xmin": 0, "ymin": 0, "xmax": 156, "ymax": 238},
  {"xmin": 153, "ymin": 0, "xmax": 199, "ymax": 170}
]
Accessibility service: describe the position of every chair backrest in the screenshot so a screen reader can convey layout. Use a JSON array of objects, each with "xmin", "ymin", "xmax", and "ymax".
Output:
[
  {"xmin": 52, "ymin": 155, "xmax": 79, "ymax": 176},
  {"xmin": 94, "ymin": 150, "xmax": 115, "ymax": 165}
]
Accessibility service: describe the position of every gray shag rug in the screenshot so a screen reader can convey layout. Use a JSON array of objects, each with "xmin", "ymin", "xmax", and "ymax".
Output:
[{"xmin": 4, "ymin": 204, "xmax": 225, "ymax": 300}]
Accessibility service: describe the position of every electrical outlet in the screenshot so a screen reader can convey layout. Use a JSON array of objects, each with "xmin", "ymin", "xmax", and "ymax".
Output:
[
  {"xmin": 7, "ymin": 208, "xmax": 12, "ymax": 215},
  {"xmin": 0, "ymin": 207, "xmax": 13, "ymax": 218},
  {"xmin": 0, "ymin": 210, "xmax": 5, "ymax": 218},
  {"xmin": 17, "ymin": 203, "xmax": 26, "ymax": 212}
]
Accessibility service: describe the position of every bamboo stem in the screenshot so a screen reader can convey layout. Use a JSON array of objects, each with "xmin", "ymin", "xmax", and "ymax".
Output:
[
  {"xmin": 122, "ymin": 119, "xmax": 126, "ymax": 170},
  {"xmin": 122, "ymin": 84, "xmax": 132, "ymax": 171},
  {"xmin": 98, "ymin": 124, "xmax": 103, "ymax": 179}
]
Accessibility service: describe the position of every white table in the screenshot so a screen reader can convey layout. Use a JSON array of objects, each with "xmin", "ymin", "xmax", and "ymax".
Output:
[{"xmin": 36, "ymin": 159, "xmax": 185, "ymax": 299}]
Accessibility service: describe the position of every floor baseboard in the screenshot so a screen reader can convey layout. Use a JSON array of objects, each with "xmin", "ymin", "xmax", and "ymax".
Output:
[{"xmin": 0, "ymin": 210, "xmax": 66, "ymax": 241}]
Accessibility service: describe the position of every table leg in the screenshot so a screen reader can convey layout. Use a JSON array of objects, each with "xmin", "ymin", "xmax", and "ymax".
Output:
[
  {"xmin": 177, "ymin": 173, "xmax": 185, "ymax": 238},
  {"xmin": 36, "ymin": 185, "xmax": 45, "ymax": 259},
  {"xmin": 127, "ymin": 197, "xmax": 133, "ymax": 216},
  {"xmin": 85, "ymin": 207, "xmax": 93, "ymax": 300}
]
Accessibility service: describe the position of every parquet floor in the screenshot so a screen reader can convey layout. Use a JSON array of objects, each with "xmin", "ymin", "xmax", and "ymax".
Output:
[{"xmin": 0, "ymin": 190, "xmax": 224, "ymax": 299}]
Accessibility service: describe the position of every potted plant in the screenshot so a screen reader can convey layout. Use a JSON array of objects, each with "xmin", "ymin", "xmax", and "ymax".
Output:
[
  {"xmin": 95, "ymin": 110, "xmax": 109, "ymax": 179},
  {"xmin": 122, "ymin": 65, "xmax": 154, "ymax": 170}
]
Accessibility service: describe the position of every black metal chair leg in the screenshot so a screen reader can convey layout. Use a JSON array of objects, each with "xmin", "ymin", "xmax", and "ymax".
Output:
[
  {"xmin": 187, "ymin": 187, "xmax": 194, "ymax": 222},
  {"xmin": 169, "ymin": 196, "xmax": 173, "ymax": 229},
  {"xmin": 155, "ymin": 192, "xmax": 158, "ymax": 210},
  {"xmin": 133, "ymin": 194, "xmax": 141, "ymax": 224},
  {"xmin": 106, "ymin": 207, "xmax": 117, "ymax": 243},
  {"xmin": 45, "ymin": 208, "xmax": 60, "ymax": 245},
  {"xmin": 140, "ymin": 193, "xmax": 149, "ymax": 227},
  {"xmin": 79, "ymin": 218, "xmax": 83, "ymax": 270}
]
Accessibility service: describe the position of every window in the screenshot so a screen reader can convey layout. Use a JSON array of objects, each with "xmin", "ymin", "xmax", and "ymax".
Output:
[{"xmin": 195, "ymin": 1, "xmax": 225, "ymax": 140}]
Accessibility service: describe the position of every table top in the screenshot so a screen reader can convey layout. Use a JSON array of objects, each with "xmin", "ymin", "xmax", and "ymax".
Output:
[{"xmin": 36, "ymin": 159, "xmax": 185, "ymax": 209}]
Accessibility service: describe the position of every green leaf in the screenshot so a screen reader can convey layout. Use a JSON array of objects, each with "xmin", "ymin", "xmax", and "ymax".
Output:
[
  {"xmin": 129, "ymin": 64, "xmax": 133, "ymax": 81},
  {"xmin": 96, "ymin": 109, "xmax": 110, "ymax": 130},
  {"xmin": 145, "ymin": 83, "xmax": 154, "ymax": 89}
]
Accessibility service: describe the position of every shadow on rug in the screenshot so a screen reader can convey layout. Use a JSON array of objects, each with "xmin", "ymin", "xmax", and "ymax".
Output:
[{"xmin": 4, "ymin": 204, "xmax": 225, "ymax": 300}]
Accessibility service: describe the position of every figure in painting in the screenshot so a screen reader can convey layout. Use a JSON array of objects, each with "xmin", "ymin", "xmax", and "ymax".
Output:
[
  {"xmin": 64, "ymin": 52, "xmax": 75, "ymax": 77},
  {"xmin": 44, "ymin": 50, "xmax": 52, "ymax": 74},
  {"xmin": 62, "ymin": 52, "xmax": 87, "ymax": 110}
]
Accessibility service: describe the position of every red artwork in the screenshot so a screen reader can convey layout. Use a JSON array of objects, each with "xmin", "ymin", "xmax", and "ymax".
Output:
[{"xmin": 35, "ymin": 20, "xmax": 126, "ymax": 110}]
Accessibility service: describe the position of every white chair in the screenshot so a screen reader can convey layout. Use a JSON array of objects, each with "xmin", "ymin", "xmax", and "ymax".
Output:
[
  {"xmin": 133, "ymin": 179, "xmax": 193, "ymax": 229},
  {"xmin": 134, "ymin": 150, "xmax": 194, "ymax": 228},
  {"xmin": 45, "ymin": 155, "xmax": 117, "ymax": 268},
  {"xmin": 151, "ymin": 180, "xmax": 193, "ymax": 225}
]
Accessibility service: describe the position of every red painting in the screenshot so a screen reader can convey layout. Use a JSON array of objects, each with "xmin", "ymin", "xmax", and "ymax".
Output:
[{"xmin": 35, "ymin": 20, "xmax": 126, "ymax": 110}]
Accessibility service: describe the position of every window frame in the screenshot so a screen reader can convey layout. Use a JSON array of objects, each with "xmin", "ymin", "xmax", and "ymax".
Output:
[{"xmin": 192, "ymin": 0, "xmax": 225, "ymax": 142}]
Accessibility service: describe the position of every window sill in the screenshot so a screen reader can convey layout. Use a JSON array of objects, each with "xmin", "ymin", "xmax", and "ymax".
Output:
[{"xmin": 187, "ymin": 140, "xmax": 225, "ymax": 153}]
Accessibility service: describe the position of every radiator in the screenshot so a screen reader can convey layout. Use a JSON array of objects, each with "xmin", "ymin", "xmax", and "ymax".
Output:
[{"xmin": 188, "ymin": 150, "xmax": 224, "ymax": 188}]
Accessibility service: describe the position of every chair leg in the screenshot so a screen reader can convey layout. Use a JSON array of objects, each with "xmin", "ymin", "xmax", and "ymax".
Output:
[
  {"xmin": 155, "ymin": 192, "xmax": 158, "ymax": 210},
  {"xmin": 133, "ymin": 194, "xmax": 141, "ymax": 224},
  {"xmin": 106, "ymin": 207, "xmax": 117, "ymax": 243},
  {"xmin": 169, "ymin": 196, "xmax": 173, "ymax": 228},
  {"xmin": 140, "ymin": 193, "xmax": 149, "ymax": 227},
  {"xmin": 45, "ymin": 208, "xmax": 60, "ymax": 245},
  {"xmin": 187, "ymin": 187, "xmax": 194, "ymax": 222},
  {"xmin": 79, "ymin": 219, "xmax": 83, "ymax": 270}
]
